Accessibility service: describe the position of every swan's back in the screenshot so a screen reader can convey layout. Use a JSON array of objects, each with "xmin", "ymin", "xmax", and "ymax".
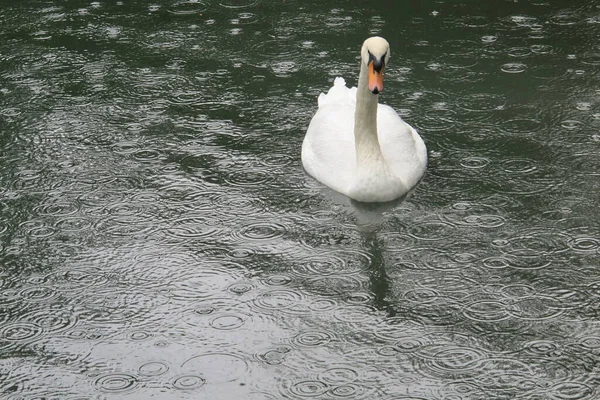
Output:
[{"xmin": 302, "ymin": 77, "xmax": 427, "ymax": 202}]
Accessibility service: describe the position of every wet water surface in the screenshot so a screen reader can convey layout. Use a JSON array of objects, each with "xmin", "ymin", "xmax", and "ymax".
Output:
[{"xmin": 1, "ymin": 0, "xmax": 599, "ymax": 399}]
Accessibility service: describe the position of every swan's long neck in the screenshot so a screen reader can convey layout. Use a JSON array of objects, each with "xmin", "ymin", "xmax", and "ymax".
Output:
[{"xmin": 354, "ymin": 62, "xmax": 384, "ymax": 167}]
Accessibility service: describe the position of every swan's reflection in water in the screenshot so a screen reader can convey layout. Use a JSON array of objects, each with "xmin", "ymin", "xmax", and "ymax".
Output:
[{"xmin": 319, "ymin": 185, "xmax": 414, "ymax": 316}]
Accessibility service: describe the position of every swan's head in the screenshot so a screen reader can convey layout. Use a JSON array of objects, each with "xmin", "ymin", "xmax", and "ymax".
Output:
[{"xmin": 361, "ymin": 36, "xmax": 390, "ymax": 95}]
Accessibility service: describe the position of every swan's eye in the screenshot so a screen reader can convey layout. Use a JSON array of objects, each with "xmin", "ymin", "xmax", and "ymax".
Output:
[
  {"xmin": 368, "ymin": 51, "xmax": 384, "ymax": 73},
  {"xmin": 367, "ymin": 50, "xmax": 375, "ymax": 64}
]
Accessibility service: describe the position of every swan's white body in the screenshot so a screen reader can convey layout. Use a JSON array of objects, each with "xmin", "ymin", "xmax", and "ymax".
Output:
[{"xmin": 301, "ymin": 37, "xmax": 427, "ymax": 203}]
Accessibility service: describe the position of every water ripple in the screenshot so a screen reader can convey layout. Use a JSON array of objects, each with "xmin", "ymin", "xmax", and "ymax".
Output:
[
  {"xmin": 304, "ymin": 275, "xmax": 364, "ymax": 296},
  {"xmin": 547, "ymin": 382, "xmax": 595, "ymax": 400},
  {"xmin": 256, "ymin": 345, "xmax": 292, "ymax": 365},
  {"xmin": 165, "ymin": 214, "xmax": 222, "ymax": 239},
  {"xmin": 254, "ymin": 289, "xmax": 304, "ymax": 311},
  {"xmin": 138, "ymin": 361, "xmax": 169, "ymax": 377},
  {"xmin": 292, "ymin": 251, "xmax": 368, "ymax": 276},
  {"xmin": 287, "ymin": 380, "xmax": 329, "ymax": 398},
  {"xmin": 0, "ymin": 322, "xmax": 43, "ymax": 342},
  {"xmin": 318, "ymin": 367, "xmax": 359, "ymax": 384},
  {"xmin": 418, "ymin": 345, "xmax": 488, "ymax": 379},
  {"xmin": 209, "ymin": 313, "xmax": 247, "ymax": 330},
  {"xmin": 167, "ymin": 0, "xmax": 208, "ymax": 15},
  {"xmin": 463, "ymin": 298, "xmax": 510, "ymax": 322},
  {"xmin": 503, "ymin": 228, "xmax": 571, "ymax": 257},
  {"xmin": 20, "ymin": 307, "xmax": 76, "ymax": 334},
  {"xmin": 292, "ymin": 330, "xmax": 335, "ymax": 347},
  {"xmin": 234, "ymin": 220, "xmax": 288, "ymax": 242},
  {"xmin": 172, "ymin": 374, "xmax": 207, "ymax": 390},
  {"xmin": 219, "ymin": 0, "xmax": 258, "ymax": 8},
  {"xmin": 95, "ymin": 373, "xmax": 139, "ymax": 393},
  {"xmin": 507, "ymin": 295, "xmax": 564, "ymax": 320},
  {"xmin": 168, "ymin": 261, "xmax": 246, "ymax": 300}
]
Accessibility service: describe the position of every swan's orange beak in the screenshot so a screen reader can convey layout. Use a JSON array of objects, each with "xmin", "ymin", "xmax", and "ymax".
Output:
[{"xmin": 368, "ymin": 61, "xmax": 384, "ymax": 94}]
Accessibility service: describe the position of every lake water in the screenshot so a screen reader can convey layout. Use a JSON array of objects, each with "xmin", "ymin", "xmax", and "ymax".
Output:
[{"xmin": 1, "ymin": 1, "xmax": 599, "ymax": 399}]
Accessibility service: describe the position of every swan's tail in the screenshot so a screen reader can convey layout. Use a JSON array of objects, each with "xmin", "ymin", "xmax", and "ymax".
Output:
[{"xmin": 317, "ymin": 77, "xmax": 356, "ymax": 108}]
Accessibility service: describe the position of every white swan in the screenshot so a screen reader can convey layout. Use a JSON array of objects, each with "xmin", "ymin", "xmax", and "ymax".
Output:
[{"xmin": 301, "ymin": 37, "xmax": 427, "ymax": 203}]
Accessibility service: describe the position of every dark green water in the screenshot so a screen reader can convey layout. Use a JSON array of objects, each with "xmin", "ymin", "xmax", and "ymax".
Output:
[{"xmin": 1, "ymin": 0, "xmax": 599, "ymax": 399}]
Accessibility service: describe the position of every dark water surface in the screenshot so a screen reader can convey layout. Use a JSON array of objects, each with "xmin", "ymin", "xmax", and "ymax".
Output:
[{"xmin": 1, "ymin": 0, "xmax": 600, "ymax": 399}]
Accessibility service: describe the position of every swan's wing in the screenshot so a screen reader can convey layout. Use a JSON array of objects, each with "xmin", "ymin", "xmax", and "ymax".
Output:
[
  {"xmin": 377, "ymin": 104, "xmax": 428, "ymax": 188},
  {"xmin": 317, "ymin": 77, "xmax": 357, "ymax": 108},
  {"xmin": 302, "ymin": 78, "xmax": 357, "ymax": 193}
]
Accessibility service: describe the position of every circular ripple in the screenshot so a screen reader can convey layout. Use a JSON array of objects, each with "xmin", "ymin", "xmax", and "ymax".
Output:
[
  {"xmin": 181, "ymin": 353, "xmax": 249, "ymax": 383},
  {"xmin": 568, "ymin": 237, "xmax": 600, "ymax": 253},
  {"xmin": 257, "ymin": 347, "xmax": 291, "ymax": 365},
  {"xmin": 506, "ymin": 256, "xmax": 552, "ymax": 270},
  {"xmin": 138, "ymin": 361, "xmax": 169, "ymax": 376},
  {"xmin": 236, "ymin": 221, "xmax": 287, "ymax": 241},
  {"xmin": 19, "ymin": 220, "xmax": 56, "ymax": 238},
  {"xmin": 309, "ymin": 298, "xmax": 338, "ymax": 312},
  {"xmin": 549, "ymin": 12, "xmax": 580, "ymax": 26},
  {"xmin": 186, "ymin": 298, "xmax": 245, "ymax": 321},
  {"xmin": 225, "ymin": 169, "xmax": 274, "ymax": 187},
  {"xmin": 55, "ymin": 216, "xmax": 93, "ymax": 232},
  {"xmin": 500, "ymin": 284, "xmax": 536, "ymax": 298},
  {"xmin": 209, "ymin": 314, "xmax": 245, "ymax": 330},
  {"xmin": 501, "ymin": 63, "xmax": 527, "ymax": 73},
  {"xmin": 460, "ymin": 156, "xmax": 489, "ymax": 169},
  {"xmin": 48, "ymin": 267, "xmax": 110, "ymax": 293},
  {"xmin": 34, "ymin": 200, "xmax": 80, "ymax": 217},
  {"xmin": 581, "ymin": 53, "xmax": 600, "ymax": 66},
  {"xmin": 288, "ymin": 380, "xmax": 328, "ymax": 397},
  {"xmin": 579, "ymin": 337, "xmax": 600, "ymax": 350},
  {"xmin": 408, "ymin": 220, "xmax": 456, "ymax": 241},
  {"xmin": 507, "ymin": 296, "xmax": 564, "ymax": 320},
  {"xmin": 463, "ymin": 300, "xmax": 510, "ymax": 322},
  {"xmin": 127, "ymin": 330, "xmax": 154, "ymax": 341},
  {"xmin": 394, "ymin": 336, "xmax": 431, "ymax": 353},
  {"xmin": 501, "ymin": 158, "xmax": 537, "ymax": 173},
  {"xmin": 318, "ymin": 367, "xmax": 359, "ymax": 384},
  {"xmin": 167, "ymin": 0, "xmax": 208, "ymax": 15},
  {"xmin": 20, "ymin": 308, "xmax": 76, "ymax": 334},
  {"xmin": 292, "ymin": 251, "xmax": 367, "ymax": 276},
  {"xmin": 421, "ymin": 346, "xmax": 487, "ymax": 378},
  {"xmin": 173, "ymin": 375, "xmax": 206, "ymax": 390},
  {"xmin": 531, "ymin": 44, "xmax": 554, "ymax": 54},
  {"xmin": 262, "ymin": 274, "xmax": 292, "ymax": 286},
  {"xmin": 330, "ymin": 384, "xmax": 363, "ymax": 398},
  {"xmin": 561, "ymin": 120, "xmax": 582, "ymax": 130},
  {"xmin": 170, "ymin": 263, "xmax": 245, "ymax": 300},
  {"xmin": 292, "ymin": 331, "xmax": 334, "ymax": 347},
  {"xmin": 95, "ymin": 373, "xmax": 139, "ymax": 393},
  {"xmin": 219, "ymin": 0, "xmax": 258, "ymax": 8},
  {"xmin": 507, "ymin": 47, "xmax": 532, "ymax": 58},
  {"xmin": 165, "ymin": 215, "xmax": 222, "ymax": 239},
  {"xmin": 260, "ymin": 152, "xmax": 294, "ymax": 167},
  {"xmin": 549, "ymin": 382, "xmax": 595, "ymax": 400},
  {"xmin": 254, "ymin": 290, "xmax": 304, "ymax": 310},
  {"xmin": 304, "ymin": 275, "xmax": 363, "ymax": 295},
  {"xmin": 442, "ymin": 201, "xmax": 505, "ymax": 229},
  {"xmin": 0, "ymin": 322, "xmax": 43, "ymax": 342},
  {"xmin": 345, "ymin": 292, "xmax": 372, "ymax": 305},
  {"xmin": 501, "ymin": 118, "xmax": 545, "ymax": 135},
  {"xmin": 403, "ymin": 288, "xmax": 439, "ymax": 304},
  {"xmin": 525, "ymin": 340, "xmax": 559, "ymax": 355},
  {"xmin": 457, "ymin": 93, "xmax": 506, "ymax": 112},
  {"xmin": 18, "ymin": 286, "xmax": 57, "ymax": 301},
  {"xmin": 227, "ymin": 281, "xmax": 254, "ymax": 295}
]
